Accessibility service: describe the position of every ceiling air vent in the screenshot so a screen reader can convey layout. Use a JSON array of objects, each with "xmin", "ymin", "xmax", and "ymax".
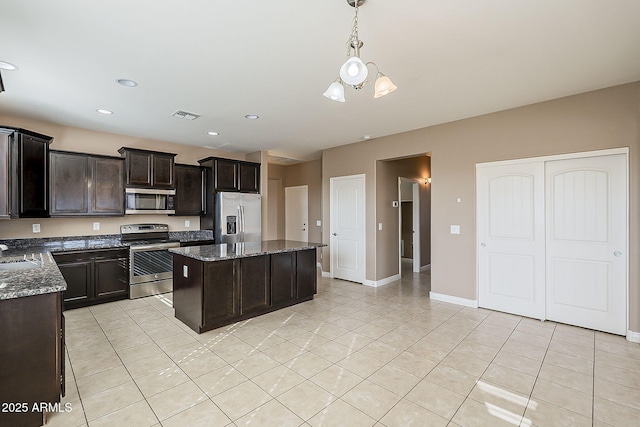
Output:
[
  {"xmin": 172, "ymin": 109, "xmax": 201, "ymax": 120},
  {"xmin": 268, "ymin": 155, "xmax": 300, "ymax": 165}
]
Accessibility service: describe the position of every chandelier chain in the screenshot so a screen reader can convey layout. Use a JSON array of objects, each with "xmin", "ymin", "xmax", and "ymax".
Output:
[{"xmin": 345, "ymin": 2, "xmax": 360, "ymax": 57}]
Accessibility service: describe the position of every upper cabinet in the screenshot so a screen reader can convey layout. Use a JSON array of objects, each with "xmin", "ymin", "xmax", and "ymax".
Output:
[
  {"xmin": 118, "ymin": 147, "xmax": 176, "ymax": 189},
  {"xmin": 50, "ymin": 151, "xmax": 124, "ymax": 217},
  {"xmin": 199, "ymin": 157, "xmax": 260, "ymax": 193},
  {"xmin": 0, "ymin": 127, "xmax": 52, "ymax": 218},
  {"xmin": 173, "ymin": 164, "xmax": 204, "ymax": 216}
]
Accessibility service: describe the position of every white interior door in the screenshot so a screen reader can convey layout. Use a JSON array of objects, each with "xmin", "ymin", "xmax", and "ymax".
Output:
[
  {"xmin": 545, "ymin": 154, "xmax": 627, "ymax": 335},
  {"xmin": 285, "ymin": 185, "xmax": 308, "ymax": 242},
  {"xmin": 331, "ymin": 175, "xmax": 365, "ymax": 283},
  {"xmin": 477, "ymin": 162, "xmax": 546, "ymax": 319}
]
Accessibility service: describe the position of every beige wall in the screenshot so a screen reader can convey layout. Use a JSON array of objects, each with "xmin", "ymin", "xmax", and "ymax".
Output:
[
  {"xmin": 0, "ymin": 114, "xmax": 247, "ymax": 238},
  {"xmin": 375, "ymin": 156, "xmax": 431, "ymax": 279},
  {"xmin": 323, "ymin": 82, "xmax": 640, "ymax": 331},
  {"xmin": 266, "ymin": 160, "xmax": 322, "ymax": 244}
]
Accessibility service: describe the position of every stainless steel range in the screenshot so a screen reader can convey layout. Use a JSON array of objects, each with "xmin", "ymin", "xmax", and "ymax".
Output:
[{"xmin": 120, "ymin": 223, "xmax": 180, "ymax": 299}]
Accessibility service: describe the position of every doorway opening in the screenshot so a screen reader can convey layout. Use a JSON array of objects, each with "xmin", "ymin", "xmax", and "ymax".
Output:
[{"xmin": 398, "ymin": 178, "xmax": 420, "ymax": 275}]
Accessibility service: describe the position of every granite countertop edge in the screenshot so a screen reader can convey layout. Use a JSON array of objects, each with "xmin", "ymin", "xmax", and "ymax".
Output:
[{"xmin": 170, "ymin": 240, "xmax": 326, "ymax": 262}]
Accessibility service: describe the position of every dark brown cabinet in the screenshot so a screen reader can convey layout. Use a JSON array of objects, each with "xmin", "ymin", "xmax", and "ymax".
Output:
[
  {"xmin": 50, "ymin": 151, "xmax": 124, "ymax": 216},
  {"xmin": 119, "ymin": 147, "xmax": 176, "ymax": 189},
  {"xmin": 173, "ymin": 247, "xmax": 317, "ymax": 333},
  {"xmin": 174, "ymin": 164, "xmax": 204, "ymax": 215},
  {"xmin": 0, "ymin": 292, "xmax": 64, "ymax": 427},
  {"xmin": 0, "ymin": 127, "xmax": 52, "ymax": 218},
  {"xmin": 53, "ymin": 248, "xmax": 129, "ymax": 309},
  {"xmin": 198, "ymin": 156, "xmax": 260, "ymax": 193}
]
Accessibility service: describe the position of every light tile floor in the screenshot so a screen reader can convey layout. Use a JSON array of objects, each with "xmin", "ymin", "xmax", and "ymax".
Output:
[{"xmin": 47, "ymin": 266, "xmax": 640, "ymax": 426}]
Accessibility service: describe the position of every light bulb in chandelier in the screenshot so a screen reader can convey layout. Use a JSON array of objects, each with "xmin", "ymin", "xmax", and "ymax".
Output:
[
  {"xmin": 339, "ymin": 56, "xmax": 368, "ymax": 85},
  {"xmin": 323, "ymin": 79, "xmax": 346, "ymax": 102},
  {"xmin": 373, "ymin": 72, "xmax": 397, "ymax": 98}
]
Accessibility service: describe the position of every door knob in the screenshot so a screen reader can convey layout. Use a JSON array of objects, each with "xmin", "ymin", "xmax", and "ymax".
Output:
[
  {"xmin": 614, "ymin": 251, "xmax": 622, "ymax": 257},
  {"xmin": 332, "ymin": 233, "xmax": 337, "ymax": 236},
  {"xmin": 480, "ymin": 242, "xmax": 486, "ymax": 247}
]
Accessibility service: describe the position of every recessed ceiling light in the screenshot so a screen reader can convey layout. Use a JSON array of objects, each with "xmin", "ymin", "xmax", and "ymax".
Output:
[
  {"xmin": 96, "ymin": 109, "xmax": 113, "ymax": 115},
  {"xmin": 244, "ymin": 114, "xmax": 259, "ymax": 120},
  {"xmin": 363, "ymin": 135, "xmax": 372, "ymax": 140},
  {"xmin": 116, "ymin": 78, "xmax": 138, "ymax": 87},
  {"xmin": 207, "ymin": 131, "xmax": 219, "ymax": 136},
  {"xmin": 0, "ymin": 61, "xmax": 18, "ymax": 71}
]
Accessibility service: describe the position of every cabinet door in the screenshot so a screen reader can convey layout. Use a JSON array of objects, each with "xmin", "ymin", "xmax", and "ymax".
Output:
[
  {"xmin": 57, "ymin": 260, "xmax": 92, "ymax": 305},
  {"xmin": 50, "ymin": 152, "xmax": 89, "ymax": 215},
  {"xmin": 94, "ymin": 255, "xmax": 129, "ymax": 299},
  {"xmin": 271, "ymin": 252, "xmax": 295, "ymax": 305},
  {"xmin": 240, "ymin": 255, "xmax": 270, "ymax": 314},
  {"xmin": 125, "ymin": 150, "xmax": 152, "ymax": 187},
  {"xmin": 152, "ymin": 153, "xmax": 175, "ymax": 188},
  {"xmin": 91, "ymin": 157, "xmax": 124, "ymax": 215},
  {"xmin": 18, "ymin": 133, "xmax": 50, "ymax": 217},
  {"xmin": 296, "ymin": 249, "xmax": 317, "ymax": 299},
  {"xmin": 214, "ymin": 158, "xmax": 238, "ymax": 191},
  {"xmin": 238, "ymin": 162, "xmax": 260, "ymax": 193},
  {"xmin": 174, "ymin": 164, "xmax": 203, "ymax": 215},
  {"xmin": 203, "ymin": 259, "xmax": 238, "ymax": 324}
]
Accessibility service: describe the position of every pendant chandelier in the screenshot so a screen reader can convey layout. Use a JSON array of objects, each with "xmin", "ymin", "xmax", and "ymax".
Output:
[{"xmin": 323, "ymin": 0, "xmax": 397, "ymax": 103}]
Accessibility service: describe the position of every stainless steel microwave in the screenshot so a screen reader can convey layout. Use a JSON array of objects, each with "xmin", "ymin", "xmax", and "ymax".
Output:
[{"xmin": 125, "ymin": 188, "xmax": 175, "ymax": 214}]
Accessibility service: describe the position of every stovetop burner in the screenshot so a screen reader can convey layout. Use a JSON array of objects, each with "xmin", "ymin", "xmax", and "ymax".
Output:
[{"xmin": 120, "ymin": 223, "xmax": 172, "ymax": 243}]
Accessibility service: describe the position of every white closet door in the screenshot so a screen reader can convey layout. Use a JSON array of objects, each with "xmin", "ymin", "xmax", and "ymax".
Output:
[
  {"xmin": 545, "ymin": 154, "xmax": 627, "ymax": 335},
  {"xmin": 477, "ymin": 162, "xmax": 546, "ymax": 319},
  {"xmin": 331, "ymin": 175, "xmax": 365, "ymax": 283}
]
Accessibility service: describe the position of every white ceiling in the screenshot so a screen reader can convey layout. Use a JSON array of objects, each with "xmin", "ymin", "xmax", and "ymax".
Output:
[{"xmin": 1, "ymin": 0, "xmax": 639, "ymax": 162}]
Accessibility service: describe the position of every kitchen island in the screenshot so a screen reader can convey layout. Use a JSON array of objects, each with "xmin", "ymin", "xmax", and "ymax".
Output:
[{"xmin": 170, "ymin": 240, "xmax": 324, "ymax": 333}]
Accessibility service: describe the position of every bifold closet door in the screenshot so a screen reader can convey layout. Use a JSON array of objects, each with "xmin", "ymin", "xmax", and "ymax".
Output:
[
  {"xmin": 545, "ymin": 154, "xmax": 627, "ymax": 335},
  {"xmin": 477, "ymin": 162, "xmax": 546, "ymax": 319},
  {"xmin": 478, "ymin": 153, "xmax": 627, "ymax": 335}
]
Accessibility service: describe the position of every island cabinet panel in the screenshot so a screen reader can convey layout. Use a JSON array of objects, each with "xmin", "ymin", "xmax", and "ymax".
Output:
[
  {"xmin": 172, "ymin": 246, "xmax": 318, "ymax": 333},
  {"xmin": 296, "ymin": 248, "xmax": 317, "ymax": 299},
  {"xmin": 203, "ymin": 259, "xmax": 238, "ymax": 324},
  {"xmin": 272, "ymin": 252, "xmax": 295, "ymax": 305},
  {"xmin": 240, "ymin": 255, "xmax": 270, "ymax": 314}
]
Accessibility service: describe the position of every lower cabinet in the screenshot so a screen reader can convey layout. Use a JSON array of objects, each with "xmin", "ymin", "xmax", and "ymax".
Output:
[
  {"xmin": 53, "ymin": 248, "xmax": 129, "ymax": 309},
  {"xmin": 174, "ymin": 248, "xmax": 317, "ymax": 333},
  {"xmin": 0, "ymin": 292, "xmax": 64, "ymax": 427}
]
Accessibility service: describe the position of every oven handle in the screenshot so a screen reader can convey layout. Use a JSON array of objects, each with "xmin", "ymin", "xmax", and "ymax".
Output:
[{"xmin": 129, "ymin": 242, "xmax": 181, "ymax": 251}]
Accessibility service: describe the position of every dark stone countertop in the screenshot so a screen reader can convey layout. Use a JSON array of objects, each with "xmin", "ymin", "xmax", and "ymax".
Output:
[
  {"xmin": 170, "ymin": 240, "xmax": 325, "ymax": 262},
  {"xmin": 0, "ymin": 230, "xmax": 214, "ymax": 300},
  {"xmin": 0, "ymin": 252, "xmax": 67, "ymax": 300}
]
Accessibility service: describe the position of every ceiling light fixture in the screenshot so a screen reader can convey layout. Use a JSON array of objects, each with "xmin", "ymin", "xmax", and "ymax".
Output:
[
  {"xmin": 0, "ymin": 61, "xmax": 18, "ymax": 71},
  {"xmin": 116, "ymin": 78, "xmax": 138, "ymax": 87},
  {"xmin": 96, "ymin": 109, "xmax": 113, "ymax": 115},
  {"xmin": 244, "ymin": 114, "xmax": 259, "ymax": 120},
  {"xmin": 207, "ymin": 131, "xmax": 219, "ymax": 136},
  {"xmin": 323, "ymin": 0, "xmax": 397, "ymax": 102}
]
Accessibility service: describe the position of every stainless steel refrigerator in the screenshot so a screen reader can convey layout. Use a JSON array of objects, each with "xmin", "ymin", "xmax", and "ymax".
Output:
[{"xmin": 215, "ymin": 192, "xmax": 262, "ymax": 243}]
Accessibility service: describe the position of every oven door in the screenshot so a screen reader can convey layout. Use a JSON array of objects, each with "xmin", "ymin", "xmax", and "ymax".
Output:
[{"xmin": 129, "ymin": 242, "xmax": 180, "ymax": 298}]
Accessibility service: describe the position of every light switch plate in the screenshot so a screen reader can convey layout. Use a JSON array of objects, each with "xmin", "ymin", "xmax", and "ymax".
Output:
[
  {"xmin": 316, "ymin": 220, "xmax": 321, "ymax": 227},
  {"xmin": 450, "ymin": 225, "xmax": 461, "ymax": 234},
  {"xmin": 378, "ymin": 222, "xmax": 383, "ymax": 231}
]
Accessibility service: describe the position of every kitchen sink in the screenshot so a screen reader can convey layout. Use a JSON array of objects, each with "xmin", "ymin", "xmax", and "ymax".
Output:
[{"xmin": 0, "ymin": 259, "xmax": 44, "ymax": 271}]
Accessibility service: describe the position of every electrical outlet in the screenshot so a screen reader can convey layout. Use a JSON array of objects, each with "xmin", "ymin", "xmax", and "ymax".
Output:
[
  {"xmin": 93, "ymin": 222, "xmax": 100, "ymax": 231},
  {"xmin": 185, "ymin": 220, "xmax": 190, "ymax": 228},
  {"xmin": 32, "ymin": 224, "xmax": 41, "ymax": 233}
]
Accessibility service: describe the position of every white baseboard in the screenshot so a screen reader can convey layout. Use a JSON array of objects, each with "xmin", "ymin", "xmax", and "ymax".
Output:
[
  {"xmin": 363, "ymin": 274, "xmax": 401, "ymax": 288},
  {"xmin": 316, "ymin": 262, "xmax": 322, "ymax": 270},
  {"xmin": 429, "ymin": 291, "xmax": 479, "ymax": 308},
  {"xmin": 627, "ymin": 330, "xmax": 640, "ymax": 343},
  {"xmin": 419, "ymin": 264, "xmax": 431, "ymax": 272},
  {"xmin": 321, "ymin": 271, "xmax": 332, "ymax": 278}
]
